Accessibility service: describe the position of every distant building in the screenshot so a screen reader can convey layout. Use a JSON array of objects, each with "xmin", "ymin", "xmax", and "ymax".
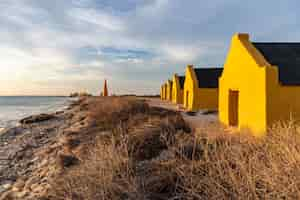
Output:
[
  {"xmin": 183, "ymin": 65, "xmax": 223, "ymax": 111},
  {"xmin": 219, "ymin": 33, "xmax": 300, "ymax": 136},
  {"xmin": 161, "ymin": 84, "xmax": 166, "ymax": 100},
  {"xmin": 166, "ymin": 80, "xmax": 173, "ymax": 101},
  {"xmin": 163, "ymin": 83, "xmax": 167, "ymax": 100},
  {"xmin": 172, "ymin": 74, "xmax": 185, "ymax": 104}
]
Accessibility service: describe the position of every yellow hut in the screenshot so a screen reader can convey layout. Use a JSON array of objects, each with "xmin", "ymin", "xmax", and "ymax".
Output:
[
  {"xmin": 183, "ymin": 65, "xmax": 223, "ymax": 111},
  {"xmin": 162, "ymin": 83, "xmax": 167, "ymax": 100},
  {"xmin": 219, "ymin": 33, "xmax": 300, "ymax": 136},
  {"xmin": 166, "ymin": 80, "xmax": 173, "ymax": 101},
  {"xmin": 172, "ymin": 74, "xmax": 185, "ymax": 104},
  {"xmin": 160, "ymin": 85, "xmax": 163, "ymax": 100}
]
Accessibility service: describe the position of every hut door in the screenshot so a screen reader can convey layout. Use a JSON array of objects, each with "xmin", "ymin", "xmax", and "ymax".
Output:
[
  {"xmin": 186, "ymin": 91, "xmax": 189, "ymax": 108},
  {"xmin": 229, "ymin": 90, "xmax": 239, "ymax": 126}
]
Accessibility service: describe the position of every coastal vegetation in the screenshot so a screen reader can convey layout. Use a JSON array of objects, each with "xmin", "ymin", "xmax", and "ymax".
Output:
[
  {"xmin": 1, "ymin": 97, "xmax": 300, "ymax": 199},
  {"xmin": 49, "ymin": 98, "xmax": 300, "ymax": 199}
]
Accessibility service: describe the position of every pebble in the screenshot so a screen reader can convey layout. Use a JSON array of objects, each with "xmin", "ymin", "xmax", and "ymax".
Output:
[
  {"xmin": 0, "ymin": 191, "xmax": 13, "ymax": 200},
  {"xmin": 12, "ymin": 179, "xmax": 25, "ymax": 192},
  {"xmin": 16, "ymin": 191, "xmax": 28, "ymax": 198},
  {"xmin": 24, "ymin": 177, "xmax": 40, "ymax": 190},
  {"xmin": 0, "ymin": 181, "xmax": 12, "ymax": 193}
]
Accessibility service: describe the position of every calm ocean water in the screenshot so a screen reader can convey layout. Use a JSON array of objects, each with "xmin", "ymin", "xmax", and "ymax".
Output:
[{"xmin": 0, "ymin": 96, "xmax": 72, "ymax": 129}]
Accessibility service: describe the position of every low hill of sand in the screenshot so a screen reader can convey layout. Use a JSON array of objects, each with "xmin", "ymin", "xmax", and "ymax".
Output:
[{"xmin": 1, "ymin": 97, "xmax": 300, "ymax": 199}]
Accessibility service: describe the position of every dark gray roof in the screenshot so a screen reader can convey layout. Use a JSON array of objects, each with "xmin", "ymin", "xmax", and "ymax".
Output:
[
  {"xmin": 253, "ymin": 43, "xmax": 300, "ymax": 85},
  {"xmin": 178, "ymin": 76, "xmax": 185, "ymax": 89},
  {"xmin": 194, "ymin": 68, "xmax": 223, "ymax": 88}
]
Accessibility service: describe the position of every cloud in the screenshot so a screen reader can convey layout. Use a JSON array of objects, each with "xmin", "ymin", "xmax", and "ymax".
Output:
[
  {"xmin": 160, "ymin": 44, "xmax": 203, "ymax": 62},
  {"xmin": 67, "ymin": 7, "xmax": 125, "ymax": 31},
  {"xmin": 0, "ymin": 0, "xmax": 300, "ymax": 95},
  {"xmin": 97, "ymin": 47, "xmax": 154, "ymax": 60}
]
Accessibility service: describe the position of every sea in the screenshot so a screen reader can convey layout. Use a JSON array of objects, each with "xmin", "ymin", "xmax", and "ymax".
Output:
[{"xmin": 0, "ymin": 96, "xmax": 73, "ymax": 130}]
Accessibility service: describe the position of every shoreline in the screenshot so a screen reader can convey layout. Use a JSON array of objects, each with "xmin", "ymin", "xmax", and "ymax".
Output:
[
  {"xmin": 0, "ymin": 97, "xmax": 86, "ymax": 198},
  {"xmin": 0, "ymin": 96, "xmax": 78, "ymax": 132},
  {"xmin": 0, "ymin": 97, "xmax": 76, "ymax": 132}
]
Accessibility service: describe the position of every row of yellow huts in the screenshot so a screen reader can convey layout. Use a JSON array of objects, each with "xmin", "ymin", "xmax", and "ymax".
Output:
[{"xmin": 160, "ymin": 33, "xmax": 300, "ymax": 136}]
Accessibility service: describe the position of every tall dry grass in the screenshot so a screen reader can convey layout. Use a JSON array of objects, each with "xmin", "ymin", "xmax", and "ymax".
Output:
[
  {"xmin": 49, "ymin": 97, "xmax": 300, "ymax": 200},
  {"xmin": 169, "ymin": 121, "xmax": 300, "ymax": 199},
  {"xmin": 50, "ymin": 136, "xmax": 140, "ymax": 200}
]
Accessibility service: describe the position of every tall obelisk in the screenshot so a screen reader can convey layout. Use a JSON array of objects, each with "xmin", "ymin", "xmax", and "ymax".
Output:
[{"xmin": 103, "ymin": 79, "xmax": 108, "ymax": 97}]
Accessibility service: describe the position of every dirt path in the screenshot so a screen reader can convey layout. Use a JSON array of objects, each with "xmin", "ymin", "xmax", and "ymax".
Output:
[{"xmin": 143, "ymin": 98, "xmax": 219, "ymax": 130}]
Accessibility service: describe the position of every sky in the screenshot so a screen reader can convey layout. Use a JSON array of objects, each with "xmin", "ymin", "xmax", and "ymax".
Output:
[{"xmin": 0, "ymin": 0, "xmax": 299, "ymax": 96}]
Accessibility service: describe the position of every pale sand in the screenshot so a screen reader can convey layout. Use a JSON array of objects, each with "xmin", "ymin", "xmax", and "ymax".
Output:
[{"xmin": 142, "ymin": 98, "xmax": 219, "ymax": 129}]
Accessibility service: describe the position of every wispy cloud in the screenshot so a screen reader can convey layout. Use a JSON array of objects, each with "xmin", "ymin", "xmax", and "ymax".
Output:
[
  {"xmin": 68, "ymin": 7, "xmax": 125, "ymax": 31},
  {"xmin": 98, "ymin": 47, "xmax": 154, "ymax": 60},
  {"xmin": 0, "ymin": 0, "xmax": 300, "ymax": 95}
]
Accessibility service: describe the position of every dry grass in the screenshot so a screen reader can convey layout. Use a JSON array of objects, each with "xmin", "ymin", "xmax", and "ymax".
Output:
[
  {"xmin": 50, "ymin": 136, "xmax": 139, "ymax": 200},
  {"xmin": 86, "ymin": 96, "xmax": 149, "ymax": 130},
  {"xmin": 170, "ymin": 124, "xmax": 300, "ymax": 199},
  {"xmin": 48, "ymin": 97, "xmax": 300, "ymax": 200}
]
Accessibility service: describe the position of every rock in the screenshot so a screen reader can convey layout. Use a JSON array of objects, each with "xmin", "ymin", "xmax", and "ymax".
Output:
[
  {"xmin": 0, "ymin": 128, "xmax": 8, "ymax": 135},
  {"xmin": 30, "ymin": 183, "xmax": 44, "ymax": 193},
  {"xmin": 185, "ymin": 111, "xmax": 197, "ymax": 116},
  {"xmin": 20, "ymin": 114, "xmax": 56, "ymax": 125},
  {"xmin": 64, "ymin": 138, "xmax": 81, "ymax": 150},
  {"xmin": 24, "ymin": 177, "xmax": 40, "ymax": 191},
  {"xmin": 0, "ymin": 181, "xmax": 12, "ymax": 193},
  {"xmin": 45, "ymin": 127, "xmax": 55, "ymax": 133},
  {"xmin": 58, "ymin": 154, "xmax": 79, "ymax": 168},
  {"xmin": 55, "ymin": 111, "xmax": 64, "ymax": 115},
  {"xmin": 15, "ymin": 191, "xmax": 28, "ymax": 198},
  {"xmin": 1, "ymin": 127, "xmax": 24, "ymax": 137},
  {"xmin": 31, "ymin": 157, "xmax": 39, "ymax": 163},
  {"xmin": 200, "ymin": 110, "xmax": 218, "ymax": 115},
  {"xmin": 0, "ymin": 191, "xmax": 13, "ymax": 200},
  {"xmin": 38, "ymin": 168, "xmax": 49, "ymax": 179},
  {"xmin": 37, "ymin": 159, "xmax": 48, "ymax": 169},
  {"xmin": 12, "ymin": 179, "xmax": 25, "ymax": 192},
  {"xmin": 62, "ymin": 130, "xmax": 79, "ymax": 136}
]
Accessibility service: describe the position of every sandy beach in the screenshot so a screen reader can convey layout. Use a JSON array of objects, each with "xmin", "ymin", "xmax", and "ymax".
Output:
[{"xmin": 0, "ymin": 97, "xmax": 87, "ymax": 199}]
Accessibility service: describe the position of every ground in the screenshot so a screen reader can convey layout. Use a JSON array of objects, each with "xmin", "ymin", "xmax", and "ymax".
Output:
[
  {"xmin": 144, "ymin": 97, "xmax": 221, "ymax": 137},
  {"xmin": 145, "ymin": 98, "xmax": 218, "ymax": 127},
  {"xmin": 1, "ymin": 97, "xmax": 300, "ymax": 199}
]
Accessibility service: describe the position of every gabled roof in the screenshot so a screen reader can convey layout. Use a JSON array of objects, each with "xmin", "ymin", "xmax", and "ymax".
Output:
[
  {"xmin": 253, "ymin": 43, "xmax": 300, "ymax": 85},
  {"xmin": 178, "ymin": 76, "xmax": 185, "ymax": 89},
  {"xmin": 194, "ymin": 68, "xmax": 223, "ymax": 88}
]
